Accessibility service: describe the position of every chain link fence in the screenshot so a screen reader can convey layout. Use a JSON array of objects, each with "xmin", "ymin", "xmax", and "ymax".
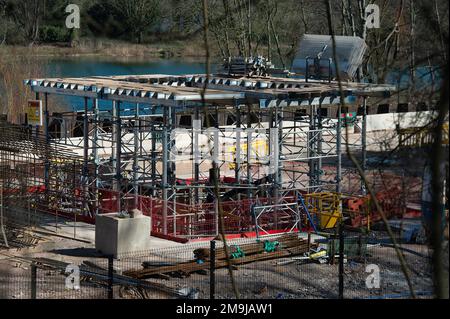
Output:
[{"xmin": 1, "ymin": 230, "xmax": 441, "ymax": 300}]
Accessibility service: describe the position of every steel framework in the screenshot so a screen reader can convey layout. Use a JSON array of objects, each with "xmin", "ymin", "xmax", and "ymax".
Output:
[{"xmin": 18, "ymin": 74, "xmax": 396, "ymax": 238}]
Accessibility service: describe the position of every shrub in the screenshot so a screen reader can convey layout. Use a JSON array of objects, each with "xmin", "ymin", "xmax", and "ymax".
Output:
[{"xmin": 39, "ymin": 26, "xmax": 70, "ymax": 43}]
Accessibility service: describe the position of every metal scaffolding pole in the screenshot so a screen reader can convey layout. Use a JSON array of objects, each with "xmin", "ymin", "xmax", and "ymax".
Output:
[
  {"xmin": 361, "ymin": 97, "xmax": 368, "ymax": 195},
  {"xmin": 317, "ymin": 98, "xmax": 324, "ymax": 191},
  {"xmin": 269, "ymin": 104, "xmax": 281, "ymax": 200},
  {"xmin": 162, "ymin": 105, "xmax": 173, "ymax": 235},
  {"xmin": 151, "ymin": 105, "xmax": 157, "ymax": 196},
  {"xmin": 93, "ymin": 98, "xmax": 100, "ymax": 215},
  {"xmin": 0, "ymin": 183, "xmax": 9, "ymax": 248},
  {"xmin": 83, "ymin": 97, "xmax": 90, "ymax": 216},
  {"xmin": 235, "ymin": 102, "xmax": 242, "ymax": 182},
  {"xmin": 112, "ymin": 101, "xmax": 122, "ymax": 212},
  {"xmin": 214, "ymin": 105, "xmax": 220, "ymax": 184},
  {"xmin": 133, "ymin": 103, "xmax": 140, "ymax": 207},
  {"xmin": 194, "ymin": 107, "xmax": 200, "ymax": 203},
  {"xmin": 44, "ymin": 93, "xmax": 50, "ymax": 203},
  {"xmin": 308, "ymin": 97, "xmax": 317, "ymax": 190},
  {"xmin": 246, "ymin": 104, "xmax": 253, "ymax": 199},
  {"xmin": 336, "ymin": 99, "xmax": 342, "ymax": 194},
  {"xmin": 278, "ymin": 106, "xmax": 283, "ymax": 189}
]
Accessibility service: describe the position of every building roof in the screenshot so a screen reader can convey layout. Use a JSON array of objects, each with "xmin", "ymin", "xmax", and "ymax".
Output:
[{"xmin": 24, "ymin": 73, "xmax": 396, "ymax": 108}]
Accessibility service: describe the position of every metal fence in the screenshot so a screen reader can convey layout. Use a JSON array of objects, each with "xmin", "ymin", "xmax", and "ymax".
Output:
[{"xmin": 0, "ymin": 231, "xmax": 439, "ymax": 300}]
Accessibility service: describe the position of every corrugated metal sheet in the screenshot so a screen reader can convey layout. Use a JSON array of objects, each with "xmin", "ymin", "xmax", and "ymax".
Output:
[{"xmin": 292, "ymin": 34, "xmax": 367, "ymax": 81}]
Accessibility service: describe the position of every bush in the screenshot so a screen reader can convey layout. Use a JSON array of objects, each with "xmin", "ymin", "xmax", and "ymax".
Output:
[{"xmin": 39, "ymin": 26, "xmax": 70, "ymax": 43}]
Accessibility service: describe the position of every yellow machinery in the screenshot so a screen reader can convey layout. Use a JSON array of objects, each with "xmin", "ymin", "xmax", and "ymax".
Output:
[{"xmin": 303, "ymin": 192, "xmax": 342, "ymax": 229}]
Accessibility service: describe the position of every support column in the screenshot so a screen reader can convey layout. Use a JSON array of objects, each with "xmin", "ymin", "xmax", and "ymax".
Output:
[
  {"xmin": 162, "ymin": 122, "xmax": 168, "ymax": 235},
  {"xmin": 336, "ymin": 98, "xmax": 342, "ymax": 194},
  {"xmin": 151, "ymin": 105, "xmax": 157, "ymax": 196},
  {"xmin": 112, "ymin": 101, "xmax": 122, "ymax": 212},
  {"xmin": 44, "ymin": 93, "xmax": 49, "ymax": 142},
  {"xmin": 133, "ymin": 103, "xmax": 140, "ymax": 207},
  {"xmin": 246, "ymin": 104, "xmax": 253, "ymax": 199},
  {"xmin": 43, "ymin": 93, "xmax": 50, "ymax": 199},
  {"xmin": 193, "ymin": 107, "xmax": 200, "ymax": 203},
  {"xmin": 277, "ymin": 105, "xmax": 283, "ymax": 191},
  {"xmin": 93, "ymin": 98, "xmax": 99, "ymax": 214},
  {"xmin": 83, "ymin": 97, "xmax": 90, "ymax": 216},
  {"xmin": 170, "ymin": 106, "xmax": 177, "ymax": 184},
  {"xmin": 269, "ymin": 105, "xmax": 280, "ymax": 198},
  {"xmin": 213, "ymin": 105, "xmax": 220, "ymax": 201},
  {"xmin": 361, "ymin": 97, "xmax": 367, "ymax": 195},
  {"xmin": 317, "ymin": 98, "xmax": 324, "ymax": 191},
  {"xmin": 308, "ymin": 96, "xmax": 318, "ymax": 190},
  {"xmin": 34, "ymin": 92, "xmax": 40, "ymax": 137},
  {"xmin": 235, "ymin": 102, "xmax": 242, "ymax": 182},
  {"xmin": 162, "ymin": 105, "xmax": 175, "ymax": 236}
]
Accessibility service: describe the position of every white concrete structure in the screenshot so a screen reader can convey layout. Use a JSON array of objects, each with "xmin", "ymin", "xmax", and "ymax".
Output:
[{"xmin": 95, "ymin": 213, "xmax": 152, "ymax": 258}]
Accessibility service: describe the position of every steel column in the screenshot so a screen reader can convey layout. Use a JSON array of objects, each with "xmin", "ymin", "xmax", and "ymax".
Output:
[
  {"xmin": 361, "ymin": 97, "xmax": 367, "ymax": 195},
  {"xmin": 336, "ymin": 98, "xmax": 342, "ymax": 194}
]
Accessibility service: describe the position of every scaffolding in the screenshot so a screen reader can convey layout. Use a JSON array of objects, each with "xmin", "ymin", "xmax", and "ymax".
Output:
[
  {"xmin": 0, "ymin": 121, "xmax": 88, "ymax": 247},
  {"xmin": 10, "ymin": 74, "xmax": 397, "ymax": 239}
]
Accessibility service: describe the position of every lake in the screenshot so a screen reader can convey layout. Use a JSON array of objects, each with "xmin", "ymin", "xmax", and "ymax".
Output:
[
  {"xmin": 44, "ymin": 57, "xmax": 209, "ymax": 79},
  {"xmin": 41, "ymin": 57, "xmax": 210, "ymax": 111}
]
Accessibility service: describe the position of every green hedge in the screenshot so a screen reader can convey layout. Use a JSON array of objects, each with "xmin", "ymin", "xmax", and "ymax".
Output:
[{"xmin": 39, "ymin": 26, "xmax": 70, "ymax": 43}]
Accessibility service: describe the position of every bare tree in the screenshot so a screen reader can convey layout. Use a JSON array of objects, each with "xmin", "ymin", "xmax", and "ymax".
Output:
[
  {"xmin": 8, "ymin": 0, "xmax": 44, "ymax": 45},
  {"xmin": 0, "ymin": 0, "xmax": 7, "ymax": 45},
  {"xmin": 111, "ymin": 0, "xmax": 161, "ymax": 44}
]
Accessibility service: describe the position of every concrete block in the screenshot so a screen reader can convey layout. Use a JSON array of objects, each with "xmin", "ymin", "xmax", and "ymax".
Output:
[{"xmin": 95, "ymin": 213, "xmax": 152, "ymax": 258}]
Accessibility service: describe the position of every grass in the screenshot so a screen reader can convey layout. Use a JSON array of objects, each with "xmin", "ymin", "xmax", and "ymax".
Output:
[{"xmin": 0, "ymin": 48, "xmax": 69, "ymax": 123}]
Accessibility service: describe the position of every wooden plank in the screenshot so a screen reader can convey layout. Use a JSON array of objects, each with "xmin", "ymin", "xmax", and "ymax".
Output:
[{"xmin": 124, "ymin": 235, "xmax": 315, "ymax": 279}]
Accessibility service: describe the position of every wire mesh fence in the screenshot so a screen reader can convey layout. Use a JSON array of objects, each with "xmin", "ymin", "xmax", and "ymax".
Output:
[
  {"xmin": 0, "ymin": 230, "xmax": 441, "ymax": 300},
  {"xmin": 0, "ymin": 258, "xmax": 32, "ymax": 299},
  {"xmin": 343, "ymin": 242, "xmax": 434, "ymax": 299}
]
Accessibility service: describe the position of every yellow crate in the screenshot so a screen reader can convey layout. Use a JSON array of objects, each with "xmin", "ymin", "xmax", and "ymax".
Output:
[
  {"xmin": 303, "ymin": 192, "xmax": 342, "ymax": 229},
  {"xmin": 320, "ymin": 210, "xmax": 341, "ymax": 229}
]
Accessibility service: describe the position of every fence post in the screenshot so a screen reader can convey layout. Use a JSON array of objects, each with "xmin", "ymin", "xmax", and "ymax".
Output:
[
  {"xmin": 108, "ymin": 255, "xmax": 114, "ymax": 299},
  {"xmin": 307, "ymin": 232, "xmax": 311, "ymax": 252},
  {"xmin": 210, "ymin": 240, "xmax": 216, "ymax": 300},
  {"xmin": 330, "ymin": 229, "xmax": 336, "ymax": 265},
  {"xmin": 31, "ymin": 264, "xmax": 37, "ymax": 299},
  {"xmin": 338, "ymin": 223, "xmax": 344, "ymax": 299}
]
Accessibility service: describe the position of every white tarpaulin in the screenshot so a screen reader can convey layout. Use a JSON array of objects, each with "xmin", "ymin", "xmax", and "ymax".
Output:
[{"xmin": 292, "ymin": 34, "xmax": 367, "ymax": 81}]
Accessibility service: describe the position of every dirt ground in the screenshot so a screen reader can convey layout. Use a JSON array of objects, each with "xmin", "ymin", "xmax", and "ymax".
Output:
[{"xmin": 0, "ymin": 226, "xmax": 443, "ymax": 300}]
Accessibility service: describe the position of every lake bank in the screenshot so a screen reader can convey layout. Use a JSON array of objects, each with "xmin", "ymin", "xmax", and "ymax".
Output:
[
  {"xmin": 0, "ymin": 52, "xmax": 212, "ymax": 120},
  {"xmin": 0, "ymin": 37, "xmax": 214, "ymax": 60}
]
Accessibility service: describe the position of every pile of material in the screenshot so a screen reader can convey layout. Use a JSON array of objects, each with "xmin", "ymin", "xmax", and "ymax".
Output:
[
  {"xmin": 0, "ymin": 224, "xmax": 47, "ymax": 250},
  {"xmin": 124, "ymin": 233, "xmax": 316, "ymax": 279},
  {"xmin": 222, "ymin": 56, "xmax": 276, "ymax": 77}
]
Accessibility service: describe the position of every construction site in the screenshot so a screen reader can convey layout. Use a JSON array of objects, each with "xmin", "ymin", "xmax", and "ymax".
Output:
[{"xmin": 0, "ymin": 34, "xmax": 448, "ymax": 300}]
